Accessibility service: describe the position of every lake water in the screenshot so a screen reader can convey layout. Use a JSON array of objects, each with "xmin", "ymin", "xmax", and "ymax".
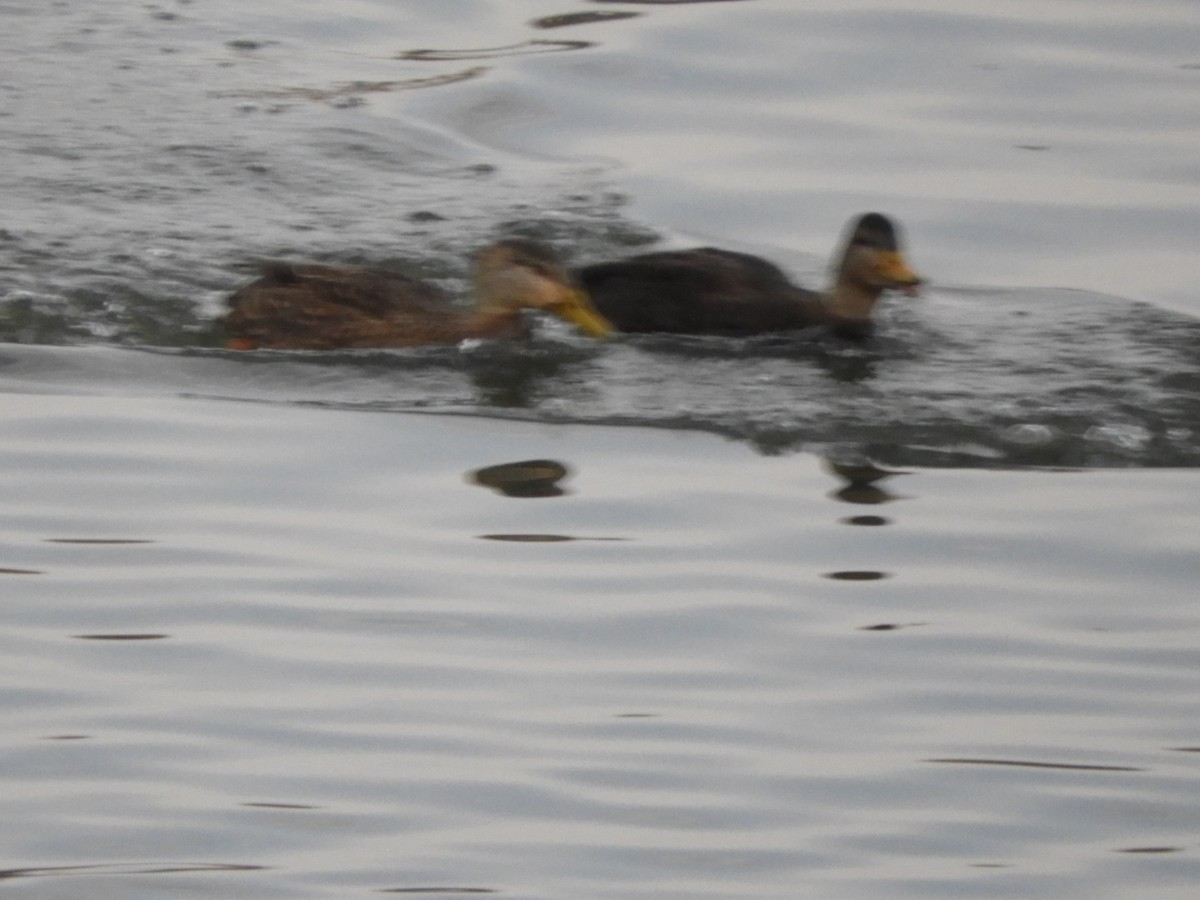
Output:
[{"xmin": 2, "ymin": 2, "xmax": 1199, "ymax": 898}]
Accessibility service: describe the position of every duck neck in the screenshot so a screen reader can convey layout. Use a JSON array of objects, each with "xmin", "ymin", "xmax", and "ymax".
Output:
[
  {"xmin": 821, "ymin": 281, "xmax": 883, "ymax": 324},
  {"xmin": 467, "ymin": 270, "xmax": 527, "ymax": 338}
]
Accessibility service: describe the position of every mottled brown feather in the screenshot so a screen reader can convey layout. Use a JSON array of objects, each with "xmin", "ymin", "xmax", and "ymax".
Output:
[{"xmin": 223, "ymin": 245, "xmax": 559, "ymax": 350}]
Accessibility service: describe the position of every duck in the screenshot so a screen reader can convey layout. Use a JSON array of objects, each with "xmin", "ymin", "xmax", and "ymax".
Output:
[
  {"xmin": 576, "ymin": 213, "xmax": 921, "ymax": 339},
  {"xmin": 223, "ymin": 238, "xmax": 614, "ymax": 350}
]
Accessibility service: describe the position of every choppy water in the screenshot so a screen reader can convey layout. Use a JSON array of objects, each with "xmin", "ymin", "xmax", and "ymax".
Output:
[
  {"xmin": 3, "ymin": 2, "xmax": 1200, "ymax": 898},
  {"xmin": 2, "ymin": 293, "xmax": 1199, "ymax": 467}
]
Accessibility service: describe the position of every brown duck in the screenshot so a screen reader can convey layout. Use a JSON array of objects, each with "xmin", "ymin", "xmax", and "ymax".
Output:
[
  {"xmin": 576, "ymin": 213, "xmax": 921, "ymax": 338},
  {"xmin": 224, "ymin": 238, "xmax": 614, "ymax": 350}
]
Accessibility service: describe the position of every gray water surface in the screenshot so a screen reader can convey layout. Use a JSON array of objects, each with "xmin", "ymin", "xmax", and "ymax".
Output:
[{"xmin": 3, "ymin": 394, "xmax": 1200, "ymax": 900}]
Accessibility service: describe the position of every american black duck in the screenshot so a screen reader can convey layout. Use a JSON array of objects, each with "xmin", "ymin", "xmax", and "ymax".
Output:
[{"xmin": 576, "ymin": 213, "xmax": 921, "ymax": 338}]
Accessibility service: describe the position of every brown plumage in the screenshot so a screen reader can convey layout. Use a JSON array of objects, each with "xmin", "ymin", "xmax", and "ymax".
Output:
[
  {"xmin": 577, "ymin": 213, "xmax": 922, "ymax": 338},
  {"xmin": 223, "ymin": 239, "xmax": 613, "ymax": 350}
]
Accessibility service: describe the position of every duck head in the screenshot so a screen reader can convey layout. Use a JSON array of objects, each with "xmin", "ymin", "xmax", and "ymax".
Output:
[
  {"xmin": 837, "ymin": 213, "xmax": 922, "ymax": 297},
  {"xmin": 473, "ymin": 239, "xmax": 614, "ymax": 338}
]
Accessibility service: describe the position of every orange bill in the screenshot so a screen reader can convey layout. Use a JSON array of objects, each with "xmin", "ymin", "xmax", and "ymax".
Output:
[
  {"xmin": 877, "ymin": 251, "xmax": 922, "ymax": 295},
  {"xmin": 552, "ymin": 287, "xmax": 615, "ymax": 338}
]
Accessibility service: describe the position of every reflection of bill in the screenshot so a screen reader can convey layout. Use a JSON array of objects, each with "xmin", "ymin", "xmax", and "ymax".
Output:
[{"xmin": 469, "ymin": 459, "xmax": 570, "ymax": 498}]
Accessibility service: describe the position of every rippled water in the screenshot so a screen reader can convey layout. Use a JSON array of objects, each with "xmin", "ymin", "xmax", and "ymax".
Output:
[
  {"xmin": 4, "ymin": 394, "xmax": 1200, "ymax": 899},
  {"xmin": 3, "ymin": 2, "xmax": 1200, "ymax": 898}
]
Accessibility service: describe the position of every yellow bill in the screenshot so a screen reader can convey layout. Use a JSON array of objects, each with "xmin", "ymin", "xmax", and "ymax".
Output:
[
  {"xmin": 552, "ymin": 287, "xmax": 616, "ymax": 338},
  {"xmin": 877, "ymin": 251, "xmax": 922, "ymax": 296}
]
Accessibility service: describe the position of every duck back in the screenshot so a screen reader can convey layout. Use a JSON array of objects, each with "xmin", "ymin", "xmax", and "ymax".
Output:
[
  {"xmin": 224, "ymin": 263, "xmax": 471, "ymax": 350},
  {"xmin": 577, "ymin": 247, "xmax": 826, "ymax": 336}
]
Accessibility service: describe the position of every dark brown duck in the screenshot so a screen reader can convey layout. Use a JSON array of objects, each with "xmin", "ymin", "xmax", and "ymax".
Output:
[
  {"xmin": 224, "ymin": 238, "xmax": 613, "ymax": 350},
  {"xmin": 576, "ymin": 213, "xmax": 921, "ymax": 338}
]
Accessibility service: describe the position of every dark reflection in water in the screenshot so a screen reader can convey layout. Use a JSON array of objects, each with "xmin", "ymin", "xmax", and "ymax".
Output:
[
  {"xmin": 241, "ymin": 802, "xmax": 320, "ymax": 810},
  {"xmin": 532, "ymin": 11, "xmax": 641, "ymax": 28},
  {"xmin": 823, "ymin": 458, "xmax": 909, "ymax": 487},
  {"xmin": 398, "ymin": 41, "xmax": 591, "ymax": 61},
  {"xmin": 226, "ymin": 38, "xmax": 274, "ymax": 52},
  {"xmin": 480, "ymin": 533, "xmax": 575, "ymax": 542},
  {"xmin": 463, "ymin": 344, "xmax": 586, "ymax": 409},
  {"xmin": 377, "ymin": 890, "xmax": 497, "ymax": 895},
  {"xmin": 0, "ymin": 568, "xmax": 43, "ymax": 575},
  {"xmin": 0, "ymin": 863, "xmax": 267, "ymax": 880},
  {"xmin": 824, "ymin": 570, "xmax": 890, "ymax": 582},
  {"xmin": 812, "ymin": 345, "xmax": 883, "ymax": 384},
  {"xmin": 841, "ymin": 514, "xmax": 890, "ymax": 526},
  {"xmin": 926, "ymin": 758, "xmax": 1142, "ymax": 772},
  {"xmin": 478, "ymin": 533, "xmax": 626, "ymax": 542},
  {"xmin": 215, "ymin": 70, "xmax": 488, "ymax": 106},
  {"xmin": 1117, "ymin": 847, "xmax": 1182, "ymax": 854},
  {"xmin": 72, "ymin": 633, "xmax": 170, "ymax": 641},
  {"xmin": 45, "ymin": 538, "xmax": 155, "ymax": 544},
  {"xmin": 469, "ymin": 459, "xmax": 570, "ymax": 498},
  {"xmin": 42, "ymin": 734, "xmax": 90, "ymax": 741},
  {"xmin": 824, "ymin": 457, "xmax": 908, "ymax": 505},
  {"xmin": 859, "ymin": 623, "xmax": 925, "ymax": 631},
  {"xmin": 822, "ymin": 458, "xmax": 901, "ymax": 579},
  {"xmin": 831, "ymin": 483, "xmax": 901, "ymax": 505}
]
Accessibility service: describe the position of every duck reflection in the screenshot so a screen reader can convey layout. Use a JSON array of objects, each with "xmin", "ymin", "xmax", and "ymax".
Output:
[
  {"xmin": 822, "ymin": 452, "xmax": 905, "ymax": 581},
  {"xmin": 463, "ymin": 346, "xmax": 581, "ymax": 409},
  {"xmin": 469, "ymin": 459, "xmax": 571, "ymax": 498},
  {"xmin": 812, "ymin": 343, "xmax": 881, "ymax": 384},
  {"xmin": 823, "ymin": 455, "xmax": 908, "ymax": 507},
  {"xmin": 841, "ymin": 514, "xmax": 889, "ymax": 526},
  {"xmin": 823, "ymin": 570, "xmax": 889, "ymax": 581}
]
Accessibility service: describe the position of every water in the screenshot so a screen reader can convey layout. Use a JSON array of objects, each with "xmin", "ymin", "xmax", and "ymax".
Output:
[
  {"xmin": 3, "ymin": 2, "xmax": 1200, "ymax": 898},
  {"xmin": 2, "ymin": 0, "xmax": 1198, "ymax": 466},
  {"xmin": 3, "ymin": 394, "xmax": 1200, "ymax": 899}
]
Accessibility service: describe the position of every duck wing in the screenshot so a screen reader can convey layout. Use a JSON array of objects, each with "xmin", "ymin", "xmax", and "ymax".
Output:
[{"xmin": 578, "ymin": 248, "xmax": 824, "ymax": 335}]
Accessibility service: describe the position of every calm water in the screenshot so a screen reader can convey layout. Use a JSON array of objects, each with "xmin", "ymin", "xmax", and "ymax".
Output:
[
  {"xmin": 4, "ymin": 393, "xmax": 1200, "ymax": 900},
  {"xmin": 3, "ymin": 1, "xmax": 1200, "ymax": 898}
]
